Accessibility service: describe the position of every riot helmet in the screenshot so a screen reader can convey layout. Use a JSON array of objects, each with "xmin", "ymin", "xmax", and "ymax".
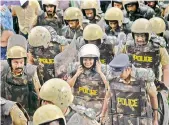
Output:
[
  {"xmin": 81, "ymin": 0, "xmax": 98, "ymax": 20},
  {"xmin": 78, "ymin": 44, "xmax": 100, "ymax": 69},
  {"xmin": 131, "ymin": 18, "xmax": 152, "ymax": 46},
  {"xmin": 39, "ymin": 78, "xmax": 74, "ymax": 111},
  {"xmin": 7, "ymin": 34, "xmax": 27, "ymax": 67},
  {"xmin": 149, "ymin": 17, "xmax": 166, "ymax": 36},
  {"xmin": 28, "ymin": 26, "xmax": 51, "ymax": 48},
  {"xmin": 64, "ymin": 7, "xmax": 83, "ymax": 29},
  {"xmin": 104, "ymin": 7, "xmax": 123, "ymax": 27},
  {"xmin": 83, "ymin": 24, "xmax": 103, "ymax": 46},
  {"xmin": 33, "ymin": 104, "xmax": 66, "ymax": 125}
]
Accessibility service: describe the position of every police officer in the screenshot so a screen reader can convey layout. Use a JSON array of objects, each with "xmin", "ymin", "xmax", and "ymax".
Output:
[
  {"xmin": 105, "ymin": 54, "xmax": 159, "ymax": 125},
  {"xmin": 149, "ymin": 17, "xmax": 169, "ymax": 52},
  {"xmin": 33, "ymin": 104, "xmax": 66, "ymax": 125},
  {"xmin": 126, "ymin": 18, "xmax": 169, "ymax": 89},
  {"xmin": 62, "ymin": 7, "xmax": 83, "ymax": 39},
  {"xmin": 107, "ymin": 0, "xmax": 124, "ymax": 11},
  {"xmin": 28, "ymin": 26, "xmax": 69, "ymax": 83},
  {"xmin": 123, "ymin": 0, "xmax": 155, "ymax": 21},
  {"xmin": 67, "ymin": 44, "xmax": 110, "ymax": 118},
  {"xmin": 1, "ymin": 97, "xmax": 29, "ymax": 125},
  {"xmin": 81, "ymin": 0, "xmax": 102, "ymax": 24},
  {"xmin": 1, "ymin": 34, "xmax": 41, "ymax": 115},
  {"xmin": 144, "ymin": 0, "xmax": 161, "ymax": 17},
  {"xmin": 37, "ymin": 0, "xmax": 63, "ymax": 35},
  {"xmin": 81, "ymin": 24, "xmax": 118, "ymax": 64},
  {"xmin": 39, "ymin": 78, "xmax": 99, "ymax": 125},
  {"xmin": 104, "ymin": 7, "xmax": 132, "ymax": 36}
]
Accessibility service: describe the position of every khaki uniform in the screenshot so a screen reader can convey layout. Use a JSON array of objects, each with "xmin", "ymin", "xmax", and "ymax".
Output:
[
  {"xmin": 1, "ymin": 97, "xmax": 29, "ymax": 125},
  {"xmin": 12, "ymin": 0, "xmax": 41, "ymax": 34}
]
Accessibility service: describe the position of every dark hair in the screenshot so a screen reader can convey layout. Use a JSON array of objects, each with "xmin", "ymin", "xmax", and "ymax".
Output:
[{"xmin": 82, "ymin": 8, "xmax": 96, "ymax": 18}]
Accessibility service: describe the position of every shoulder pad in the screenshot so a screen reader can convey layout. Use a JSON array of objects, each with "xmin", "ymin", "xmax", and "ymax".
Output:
[
  {"xmin": 150, "ymin": 34, "xmax": 166, "ymax": 47},
  {"xmin": 135, "ymin": 67, "xmax": 155, "ymax": 82}
]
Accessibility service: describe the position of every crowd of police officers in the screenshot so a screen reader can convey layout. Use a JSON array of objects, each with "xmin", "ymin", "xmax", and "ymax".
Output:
[{"xmin": 1, "ymin": 0, "xmax": 169, "ymax": 125}]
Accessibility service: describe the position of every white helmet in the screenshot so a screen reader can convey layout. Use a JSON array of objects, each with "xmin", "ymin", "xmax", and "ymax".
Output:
[
  {"xmin": 42, "ymin": 0, "xmax": 58, "ymax": 6},
  {"xmin": 78, "ymin": 44, "xmax": 100, "ymax": 58}
]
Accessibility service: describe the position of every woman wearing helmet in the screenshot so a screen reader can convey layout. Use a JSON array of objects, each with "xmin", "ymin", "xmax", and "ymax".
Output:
[{"xmin": 67, "ymin": 44, "xmax": 110, "ymax": 122}]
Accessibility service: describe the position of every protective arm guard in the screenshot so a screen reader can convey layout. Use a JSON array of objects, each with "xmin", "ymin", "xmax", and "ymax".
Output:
[
  {"xmin": 150, "ymin": 34, "xmax": 166, "ymax": 48},
  {"xmin": 134, "ymin": 66, "xmax": 155, "ymax": 82}
]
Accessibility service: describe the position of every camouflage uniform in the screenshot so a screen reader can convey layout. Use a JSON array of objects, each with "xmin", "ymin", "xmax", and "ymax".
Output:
[
  {"xmin": 62, "ymin": 26, "xmax": 83, "ymax": 39},
  {"xmin": 144, "ymin": 0, "xmax": 161, "ymax": 17},
  {"xmin": 68, "ymin": 62, "xmax": 109, "ymax": 116},
  {"xmin": 1, "ymin": 97, "xmax": 29, "ymax": 125},
  {"xmin": 1, "ymin": 34, "xmax": 40, "ymax": 115},
  {"xmin": 37, "ymin": 11, "xmax": 63, "ymax": 35},
  {"xmin": 105, "ymin": 54, "xmax": 157, "ymax": 125},
  {"xmin": 62, "ymin": 7, "xmax": 84, "ymax": 39},
  {"xmin": 1, "ymin": 60, "xmax": 39, "ymax": 115},
  {"xmin": 106, "ymin": 78, "xmax": 153, "ymax": 125},
  {"xmin": 126, "ymin": 19, "xmax": 168, "ymax": 80},
  {"xmin": 29, "ymin": 26, "xmax": 63, "ymax": 82}
]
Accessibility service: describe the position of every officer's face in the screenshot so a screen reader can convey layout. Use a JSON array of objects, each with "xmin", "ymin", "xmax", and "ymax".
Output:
[
  {"xmin": 134, "ymin": 33, "xmax": 147, "ymax": 46},
  {"xmin": 109, "ymin": 21, "xmax": 118, "ymax": 30},
  {"xmin": 147, "ymin": 1, "xmax": 156, "ymax": 8},
  {"xmin": 11, "ymin": 58, "xmax": 24, "ymax": 74},
  {"xmin": 46, "ymin": 5, "xmax": 55, "ymax": 15},
  {"xmin": 114, "ymin": 2, "xmax": 123, "ymax": 10},
  {"xmin": 126, "ymin": 4, "xmax": 137, "ymax": 13},
  {"xmin": 84, "ymin": 9, "xmax": 94, "ymax": 20},
  {"xmin": 67, "ymin": 20, "xmax": 79, "ymax": 29},
  {"xmin": 83, "ymin": 57, "xmax": 94, "ymax": 69},
  {"xmin": 120, "ymin": 67, "xmax": 131, "ymax": 80}
]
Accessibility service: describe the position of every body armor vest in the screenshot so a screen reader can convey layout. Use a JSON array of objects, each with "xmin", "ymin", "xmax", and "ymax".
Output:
[
  {"xmin": 62, "ymin": 26, "xmax": 83, "ymax": 39},
  {"xmin": 100, "ymin": 43, "xmax": 114, "ymax": 64},
  {"xmin": 127, "ymin": 44, "xmax": 160, "ymax": 78},
  {"xmin": 1, "ymin": 64, "xmax": 38, "ymax": 115},
  {"xmin": 73, "ymin": 70, "xmax": 105, "ymax": 115},
  {"xmin": 108, "ymin": 78, "xmax": 152, "ymax": 125},
  {"xmin": 38, "ymin": 12, "xmax": 63, "ymax": 35},
  {"xmin": 30, "ymin": 43, "xmax": 60, "ymax": 82}
]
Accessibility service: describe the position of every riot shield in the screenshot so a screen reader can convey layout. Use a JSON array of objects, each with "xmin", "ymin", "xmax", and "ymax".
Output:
[
  {"xmin": 157, "ymin": 91, "xmax": 169, "ymax": 125},
  {"xmin": 114, "ymin": 32, "xmax": 127, "ymax": 56},
  {"xmin": 7, "ymin": 34, "xmax": 27, "ymax": 51},
  {"xmin": 97, "ymin": 17, "xmax": 106, "ymax": 33},
  {"xmin": 54, "ymin": 34, "xmax": 78, "ymax": 80}
]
